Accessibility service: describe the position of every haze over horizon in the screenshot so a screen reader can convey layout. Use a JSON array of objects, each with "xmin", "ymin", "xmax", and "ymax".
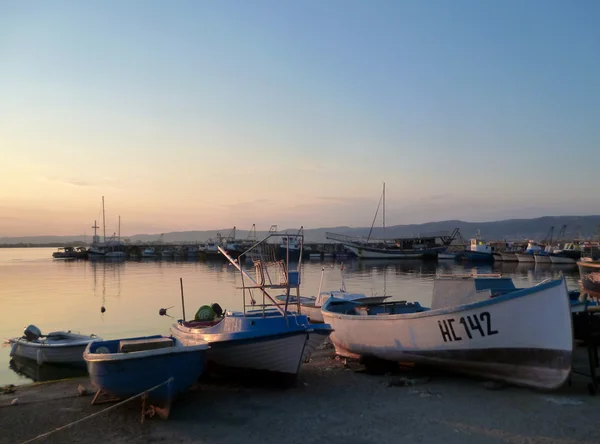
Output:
[{"xmin": 2, "ymin": 1, "xmax": 599, "ymax": 237}]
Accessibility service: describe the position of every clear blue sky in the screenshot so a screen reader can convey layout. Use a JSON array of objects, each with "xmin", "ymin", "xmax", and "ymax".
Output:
[{"xmin": 1, "ymin": 0, "xmax": 599, "ymax": 235}]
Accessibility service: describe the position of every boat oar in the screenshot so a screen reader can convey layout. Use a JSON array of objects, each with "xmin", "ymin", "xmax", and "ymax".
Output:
[{"xmin": 317, "ymin": 267, "xmax": 325, "ymax": 298}]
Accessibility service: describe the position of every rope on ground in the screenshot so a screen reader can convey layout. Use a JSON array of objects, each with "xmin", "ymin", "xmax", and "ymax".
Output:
[{"xmin": 20, "ymin": 377, "xmax": 174, "ymax": 444}]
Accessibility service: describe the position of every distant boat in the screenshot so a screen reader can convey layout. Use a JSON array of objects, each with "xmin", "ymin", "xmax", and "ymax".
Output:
[
  {"xmin": 326, "ymin": 184, "xmax": 459, "ymax": 260},
  {"xmin": 549, "ymin": 243, "xmax": 582, "ymax": 265},
  {"xmin": 457, "ymin": 236, "xmax": 494, "ymax": 262},
  {"xmin": 275, "ymin": 291, "xmax": 390, "ymax": 323},
  {"xmin": 322, "ymin": 275, "xmax": 572, "ymax": 390},
  {"xmin": 499, "ymin": 252, "xmax": 518, "ymax": 262},
  {"xmin": 142, "ymin": 247, "xmax": 156, "ymax": 258},
  {"xmin": 52, "ymin": 247, "xmax": 80, "ymax": 259},
  {"xmin": 161, "ymin": 249, "xmax": 174, "ymax": 258},
  {"xmin": 515, "ymin": 241, "xmax": 543, "ymax": 263},
  {"xmin": 84, "ymin": 336, "xmax": 209, "ymax": 407},
  {"xmin": 9, "ymin": 325, "xmax": 101, "ymax": 366}
]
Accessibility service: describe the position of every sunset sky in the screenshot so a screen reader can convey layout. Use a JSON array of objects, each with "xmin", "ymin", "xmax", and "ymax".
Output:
[{"xmin": 1, "ymin": 0, "xmax": 599, "ymax": 236}]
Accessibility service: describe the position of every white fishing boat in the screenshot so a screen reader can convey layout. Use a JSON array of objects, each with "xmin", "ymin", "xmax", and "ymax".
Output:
[
  {"xmin": 169, "ymin": 230, "xmax": 332, "ymax": 383},
  {"xmin": 515, "ymin": 241, "xmax": 543, "ymax": 263},
  {"xmin": 499, "ymin": 252, "xmax": 518, "ymax": 262},
  {"xmin": 549, "ymin": 243, "xmax": 582, "ymax": 265},
  {"xmin": 9, "ymin": 325, "xmax": 101, "ymax": 366},
  {"xmin": 322, "ymin": 275, "xmax": 572, "ymax": 390},
  {"xmin": 274, "ymin": 266, "xmax": 389, "ymax": 323},
  {"xmin": 161, "ymin": 248, "xmax": 174, "ymax": 258},
  {"xmin": 275, "ymin": 291, "xmax": 389, "ymax": 323},
  {"xmin": 142, "ymin": 247, "xmax": 156, "ymax": 258},
  {"xmin": 326, "ymin": 184, "xmax": 459, "ymax": 260}
]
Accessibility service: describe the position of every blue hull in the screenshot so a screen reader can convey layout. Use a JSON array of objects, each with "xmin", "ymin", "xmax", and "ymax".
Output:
[
  {"xmin": 459, "ymin": 250, "xmax": 495, "ymax": 262},
  {"xmin": 85, "ymin": 336, "xmax": 207, "ymax": 402}
]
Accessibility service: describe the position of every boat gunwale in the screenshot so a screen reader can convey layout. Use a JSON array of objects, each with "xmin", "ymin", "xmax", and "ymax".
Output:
[
  {"xmin": 323, "ymin": 278, "xmax": 568, "ymax": 321},
  {"xmin": 84, "ymin": 338, "xmax": 209, "ymax": 363},
  {"xmin": 10, "ymin": 333, "xmax": 101, "ymax": 348}
]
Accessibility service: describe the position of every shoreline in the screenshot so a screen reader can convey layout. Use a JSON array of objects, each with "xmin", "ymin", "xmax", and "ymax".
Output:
[{"xmin": 2, "ymin": 345, "xmax": 599, "ymax": 444}]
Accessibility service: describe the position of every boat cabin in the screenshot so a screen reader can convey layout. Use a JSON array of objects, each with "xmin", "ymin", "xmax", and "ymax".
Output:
[
  {"xmin": 469, "ymin": 238, "xmax": 493, "ymax": 254},
  {"xmin": 525, "ymin": 241, "xmax": 543, "ymax": 253}
]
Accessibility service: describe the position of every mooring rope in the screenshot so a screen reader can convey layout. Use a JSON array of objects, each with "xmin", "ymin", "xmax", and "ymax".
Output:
[{"xmin": 20, "ymin": 377, "xmax": 174, "ymax": 444}]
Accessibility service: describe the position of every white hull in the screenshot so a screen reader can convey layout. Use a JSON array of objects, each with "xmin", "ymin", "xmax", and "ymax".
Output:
[
  {"xmin": 322, "ymin": 280, "xmax": 572, "ymax": 390},
  {"xmin": 515, "ymin": 253, "xmax": 535, "ymax": 263},
  {"xmin": 549, "ymin": 255, "xmax": 576, "ymax": 265},
  {"xmin": 302, "ymin": 305, "xmax": 324, "ymax": 323},
  {"xmin": 10, "ymin": 333, "xmax": 99, "ymax": 365},
  {"xmin": 171, "ymin": 327, "xmax": 325, "ymax": 375},
  {"xmin": 499, "ymin": 252, "xmax": 518, "ymax": 262},
  {"xmin": 345, "ymin": 245, "xmax": 425, "ymax": 259},
  {"xmin": 534, "ymin": 254, "xmax": 552, "ymax": 264}
]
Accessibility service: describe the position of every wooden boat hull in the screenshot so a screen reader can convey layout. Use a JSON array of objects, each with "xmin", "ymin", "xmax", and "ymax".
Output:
[
  {"xmin": 322, "ymin": 279, "xmax": 572, "ymax": 390},
  {"xmin": 84, "ymin": 336, "xmax": 208, "ymax": 402},
  {"xmin": 170, "ymin": 312, "xmax": 332, "ymax": 376},
  {"xmin": 578, "ymin": 261, "xmax": 600, "ymax": 296}
]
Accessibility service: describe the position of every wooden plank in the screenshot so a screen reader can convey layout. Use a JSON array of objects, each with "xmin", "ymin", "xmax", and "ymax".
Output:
[{"xmin": 119, "ymin": 338, "xmax": 173, "ymax": 353}]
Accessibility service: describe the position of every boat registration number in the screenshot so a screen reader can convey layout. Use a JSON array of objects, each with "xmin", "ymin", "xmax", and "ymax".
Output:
[{"xmin": 438, "ymin": 312, "xmax": 498, "ymax": 342}]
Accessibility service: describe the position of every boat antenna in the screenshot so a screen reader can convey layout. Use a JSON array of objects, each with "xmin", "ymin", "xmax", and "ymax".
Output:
[{"xmin": 383, "ymin": 182, "xmax": 385, "ymax": 237}]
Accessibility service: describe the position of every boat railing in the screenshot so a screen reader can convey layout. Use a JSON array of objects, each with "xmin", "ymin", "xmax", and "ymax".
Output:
[{"xmin": 218, "ymin": 231, "xmax": 304, "ymax": 318}]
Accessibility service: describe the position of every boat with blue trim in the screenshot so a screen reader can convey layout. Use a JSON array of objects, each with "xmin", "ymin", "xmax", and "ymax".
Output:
[
  {"xmin": 457, "ymin": 236, "xmax": 495, "ymax": 262},
  {"xmin": 170, "ymin": 231, "xmax": 333, "ymax": 384},
  {"xmin": 84, "ymin": 335, "xmax": 209, "ymax": 404},
  {"xmin": 322, "ymin": 274, "xmax": 572, "ymax": 390},
  {"xmin": 515, "ymin": 241, "xmax": 544, "ymax": 263}
]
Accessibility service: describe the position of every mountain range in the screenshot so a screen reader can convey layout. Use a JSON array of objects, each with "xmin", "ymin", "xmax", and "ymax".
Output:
[{"xmin": 2, "ymin": 215, "xmax": 600, "ymax": 246}]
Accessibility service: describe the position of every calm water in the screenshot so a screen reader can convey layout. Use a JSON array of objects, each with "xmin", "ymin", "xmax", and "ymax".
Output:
[{"xmin": 0, "ymin": 248, "xmax": 581, "ymax": 386}]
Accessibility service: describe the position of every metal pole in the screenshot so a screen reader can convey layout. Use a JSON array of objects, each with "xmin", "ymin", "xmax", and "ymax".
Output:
[{"xmin": 180, "ymin": 277, "xmax": 186, "ymax": 321}]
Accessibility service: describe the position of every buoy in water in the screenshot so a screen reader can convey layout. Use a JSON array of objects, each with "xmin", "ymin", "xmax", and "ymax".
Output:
[{"xmin": 100, "ymin": 306, "xmax": 106, "ymax": 313}]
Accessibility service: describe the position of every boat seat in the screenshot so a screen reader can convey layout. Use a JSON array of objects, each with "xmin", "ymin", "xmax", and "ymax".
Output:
[{"xmin": 119, "ymin": 337, "xmax": 173, "ymax": 353}]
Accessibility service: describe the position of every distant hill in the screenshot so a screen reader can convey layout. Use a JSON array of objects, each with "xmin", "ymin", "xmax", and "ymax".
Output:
[{"xmin": 2, "ymin": 215, "xmax": 600, "ymax": 246}]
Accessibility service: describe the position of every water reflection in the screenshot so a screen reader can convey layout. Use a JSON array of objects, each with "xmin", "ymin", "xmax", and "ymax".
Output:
[{"xmin": 9, "ymin": 357, "xmax": 88, "ymax": 383}]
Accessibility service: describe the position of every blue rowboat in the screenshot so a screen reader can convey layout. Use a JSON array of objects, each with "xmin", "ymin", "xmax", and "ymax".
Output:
[{"xmin": 84, "ymin": 335, "xmax": 209, "ymax": 403}]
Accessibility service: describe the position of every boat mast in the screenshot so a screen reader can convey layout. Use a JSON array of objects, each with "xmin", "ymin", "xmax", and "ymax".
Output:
[
  {"xmin": 383, "ymin": 182, "xmax": 385, "ymax": 237},
  {"xmin": 118, "ymin": 215, "xmax": 121, "ymax": 242},
  {"xmin": 366, "ymin": 184, "xmax": 385, "ymax": 242},
  {"xmin": 102, "ymin": 196, "xmax": 106, "ymax": 243},
  {"xmin": 91, "ymin": 220, "xmax": 99, "ymax": 245}
]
